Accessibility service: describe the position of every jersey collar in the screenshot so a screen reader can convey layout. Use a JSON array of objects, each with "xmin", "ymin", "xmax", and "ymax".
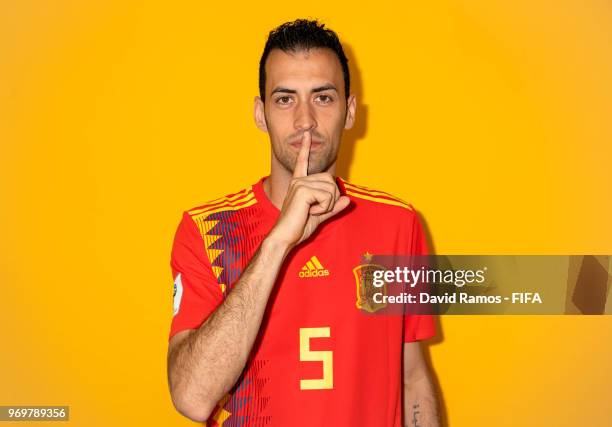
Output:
[{"xmin": 252, "ymin": 175, "xmax": 350, "ymax": 241}]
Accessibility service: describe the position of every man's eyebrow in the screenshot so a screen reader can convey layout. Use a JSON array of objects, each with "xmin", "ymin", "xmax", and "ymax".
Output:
[
  {"xmin": 271, "ymin": 87, "xmax": 297, "ymax": 95},
  {"xmin": 270, "ymin": 84, "xmax": 338, "ymax": 96},
  {"xmin": 312, "ymin": 84, "xmax": 338, "ymax": 93}
]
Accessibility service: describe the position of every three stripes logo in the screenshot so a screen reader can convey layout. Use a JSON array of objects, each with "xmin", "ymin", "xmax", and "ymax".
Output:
[{"xmin": 299, "ymin": 256, "xmax": 330, "ymax": 278}]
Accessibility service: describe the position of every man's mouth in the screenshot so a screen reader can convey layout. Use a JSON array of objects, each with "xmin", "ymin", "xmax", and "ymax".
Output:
[{"xmin": 289, "ymin": 139, "xmax": 324, "ymax": 150}]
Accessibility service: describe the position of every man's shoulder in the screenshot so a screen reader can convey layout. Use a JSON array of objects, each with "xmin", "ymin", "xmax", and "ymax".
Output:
[
  {"xmin": 184, "ymin": 183, "xmax": 257, "ymax": 220},
  {"xmin": 340, "ymin": 178, "xmax": 417, "ymax": 218}
]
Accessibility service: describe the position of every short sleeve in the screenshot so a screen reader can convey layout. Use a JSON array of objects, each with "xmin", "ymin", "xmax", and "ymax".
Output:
[
  {"xmin": 169, "ymin": 211, "xmax": 223, "ymax": 341},
  {"xmin": 404, "ymin": 210, "xmax": 437, "ymax": 342}
]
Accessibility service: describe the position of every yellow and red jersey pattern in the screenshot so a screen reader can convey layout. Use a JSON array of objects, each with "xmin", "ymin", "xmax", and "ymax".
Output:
[{"xmin": 169, "ymin": 176, "xmax": 436, "ymax": 426}]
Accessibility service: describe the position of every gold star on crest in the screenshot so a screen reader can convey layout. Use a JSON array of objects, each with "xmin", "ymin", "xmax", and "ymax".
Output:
[{"xmin": 363, "ymin": 251, "xmax": 373, "ymax": 262}]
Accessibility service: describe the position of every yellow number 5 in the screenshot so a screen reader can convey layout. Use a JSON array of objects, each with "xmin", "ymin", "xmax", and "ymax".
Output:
[{"xmin": 299, "ymin": 327, "xmax": 333, "ymax": 390}]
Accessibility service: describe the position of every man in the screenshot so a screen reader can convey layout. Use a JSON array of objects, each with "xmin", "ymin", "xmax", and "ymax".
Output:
[{"xmin": 167, "ymin": 19, "xmax": 440, "ymax": 426}]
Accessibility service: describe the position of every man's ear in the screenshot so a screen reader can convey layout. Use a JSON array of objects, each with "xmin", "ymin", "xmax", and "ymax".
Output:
[
  {"xmin": 254, "ymin": 96, "xmax": 268, "ymax": 132},
  {"xmin": 344, "ymin": 94, "xmax": 356, "ymax": 130}
]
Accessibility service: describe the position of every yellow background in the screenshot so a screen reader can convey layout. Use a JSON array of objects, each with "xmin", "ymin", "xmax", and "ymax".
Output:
[{"xmin": 1, "ymin": 1, "xmax": 611, "ymax": 426}]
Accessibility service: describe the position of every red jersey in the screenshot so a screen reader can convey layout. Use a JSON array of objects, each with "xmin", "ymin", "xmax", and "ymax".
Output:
[{"xmin": 169, "ymin": 176, "xmax": 436, "ymax": 426}]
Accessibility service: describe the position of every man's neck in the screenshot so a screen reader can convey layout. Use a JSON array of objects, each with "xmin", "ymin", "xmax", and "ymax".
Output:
[{"xmin": 263, "ymin": 161, "xmax": 337, "ymax": 210}]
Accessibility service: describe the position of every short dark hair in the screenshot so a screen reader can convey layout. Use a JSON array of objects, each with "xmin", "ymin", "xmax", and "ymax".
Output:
[{"xmin": 259, "ymin": 19, "xmax": 350, "ymax": 103}]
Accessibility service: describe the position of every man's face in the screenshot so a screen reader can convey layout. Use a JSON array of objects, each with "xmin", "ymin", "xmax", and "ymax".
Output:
[{"xmin": 255, "ymin": 47, "xmax": 355, "ymax": 175}]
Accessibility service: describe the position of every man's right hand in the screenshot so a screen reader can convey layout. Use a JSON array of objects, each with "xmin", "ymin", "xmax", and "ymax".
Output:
[{"xmin": 268, "ymin": 131, "xmax": 351, "ymax": 249}]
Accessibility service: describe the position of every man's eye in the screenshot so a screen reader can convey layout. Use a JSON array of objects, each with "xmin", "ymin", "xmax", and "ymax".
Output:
[
  {"xmin": 276, "ymin": 96, "xmax": 292, "ymax": 105},
  {"xmin": 316, "ymin": 95, "xmax": 333, "ymax": 104}
]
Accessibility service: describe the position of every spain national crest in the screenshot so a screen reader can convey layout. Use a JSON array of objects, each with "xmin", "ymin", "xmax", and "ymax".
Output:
[{"xmin": 353, "ymin": 264, "xmax": 387, "ymax": 313}]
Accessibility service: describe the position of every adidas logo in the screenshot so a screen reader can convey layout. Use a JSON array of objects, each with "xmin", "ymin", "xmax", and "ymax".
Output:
[{"xmin": 299, "ymin": 256, "xmax": 330, "ymax": 278}]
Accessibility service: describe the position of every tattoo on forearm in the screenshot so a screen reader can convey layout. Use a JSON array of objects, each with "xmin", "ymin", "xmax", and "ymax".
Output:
[{"xmin": 412, "ymin": 402, "xmax": 420, "ymax": 427}]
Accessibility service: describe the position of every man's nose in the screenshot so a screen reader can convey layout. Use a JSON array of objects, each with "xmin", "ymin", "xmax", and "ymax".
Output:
[{"xmin": 293, "ymin": 101, "xmax": 317, "ymax": 131}]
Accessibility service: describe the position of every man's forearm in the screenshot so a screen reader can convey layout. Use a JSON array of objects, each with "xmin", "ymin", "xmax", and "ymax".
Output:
[
  {"xmin": 168, "ymin": 236, "xmax": 291, "ymax": 420},
  {"xmin": 405, "ymin": 375, "xmax": 441, "ymax": 427}
]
